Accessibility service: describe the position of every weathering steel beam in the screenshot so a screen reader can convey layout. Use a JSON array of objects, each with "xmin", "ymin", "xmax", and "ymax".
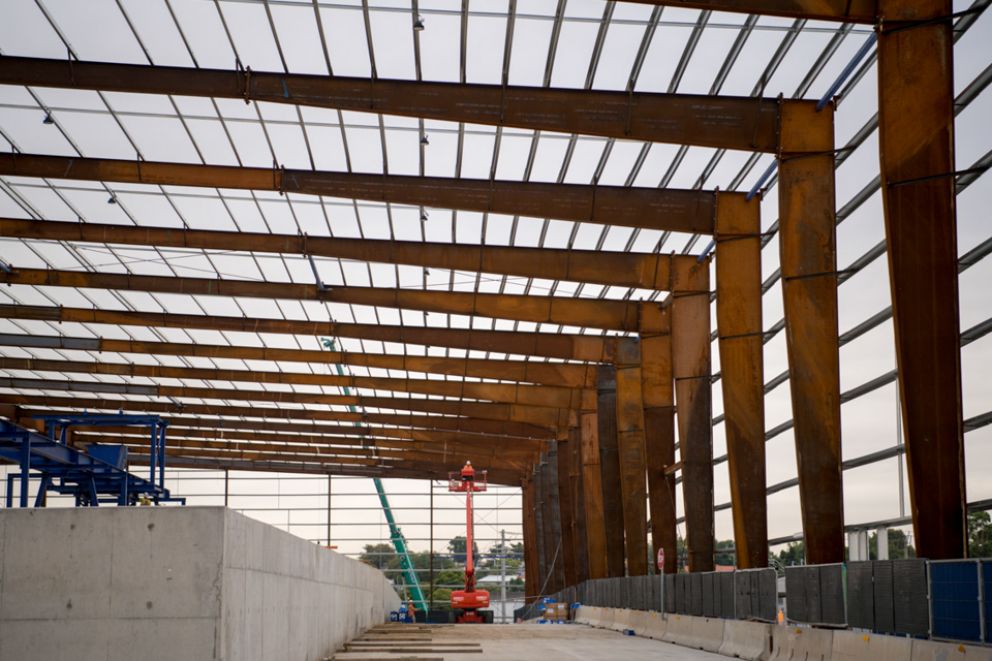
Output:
[
  {"xmin": 0, "ymin": 356, "xmax": 595, "ymax": 410},
  {"xmin": 614, "ymin": 337, "xmax": 650, "ymax": 576},
  {"xmin": 0, "ymin": 394, "xmax": 556, "ymax": 439},
  {"xmin": 596, "ymin": 365, "xmax": 626, "ymax": 578},
  {"xmin": 1, "ymin": 268, "xmax": 662, "ymax": 333},
  {"xmin": 0, "ymin": 329, "xmax": 596, "ymax": 388},
  {"xmin": 0, "ymin": 304, "xmax": 616, "ymax": 363},
  {"xmin": 714, "ymin": 194, "xmax": 767, "ymax": 569},
  {"xmin": 777, "ymin": 102, "xmax": 844, "ymax": 565},
  {"xmin": 0, "ymin": 57, "xmax": 783, "ymax": 151},
  {"xmin": 877, "ymin": 0, "xmax": 966, "ymax": 559},
  {"xmin": 0, "ymin": 153, "xmax": 721, "ymax": 235},
  {"xmin": 579, "ymin": 411, "xmax": 608, "ymax": 579},
  {"xmin": 632, "ymin": 0, "xmax": 875, "ymax": 22},
  {"xmin": 2, "ymin": 218, "xmax": 703, "ymax": 292}
]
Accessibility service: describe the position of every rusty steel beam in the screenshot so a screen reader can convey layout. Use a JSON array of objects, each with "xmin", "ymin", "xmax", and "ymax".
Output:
[
  {"xmin": 0, "ymin": 57, "xmax": 783, "ymax": 151},
  {"xmin": 70, "ymin": 426, "xmax": 542, "ymax": 463},
  {"xmin": 0, "ymin": 356, "xmax": 595, "ymax": 410},
  {"xmin": 714, "ymin": 195, "xmax": 767, "ymax": 569},
  {"xmin": 0, "ymin": 303, "xmax": 616, "ymax": 363},
  {"xmin": 627, "ymin": 0, "xmax": 875, "ymax": 22},
  {"xmin": 596, "ymin": 365, "xmax": 626, "ymax": 577},
  {"xmin": 2, "ymin": 268, "xmax": 663, "ymax": 332},
  {"xmin": 672, "ymin": 259, "xmax": 714, "ymax": 572},
  {"xmin": 579, "ymin": 412, "xmax": 608, "ymax": 579},
  {"xmin": 127, "ymin": 453, "xmax": 524, "ymax": 485},
  {"xmin": 2, "ymin": 218, "xmax": 703, "ymax": 292},
  {"xmin": 0, "ymin": 154, "xmax": 717, "ymax": 234},
  {"xmin": 557, "ymin": 435, "xmax": 578, "ymax": 587},
  {"xmin": 79, "ymin": 434, "xmax": 534, "ymax": 472},
  {"xmin": 0, "ymin": 393, "xmax": 555, "ymax": 439},
  {"xmin": 778, "ymin": 102, "xmax": 844, "ymax": 565},
  {"xmin": 546, "ymin": 443, "xmax": 566, "ymax": 593},
  {"xmin": 569, "ymin": 426, "xmax": 590, "ymax": 583},
  {"xmin": 877, "ymin": 0, "xmax": 965, "ymax": 559},
  {"xmin": 0, "ymin": 376, "xmax": 569, "ymax": 428},
  {"xmin": 0, "ymin": 329, "xmax": 595, "ymax": 388},
  {"xmin": 14, "ymin": 406, "xmax": 541, "ymax": 444},
  {"xmin": 640, "ymin": 303, "xmax": 678, "ymax": 575},
  {"xmin": 614, "ymin": 338, "xmax": 649, "ymax": 576}
]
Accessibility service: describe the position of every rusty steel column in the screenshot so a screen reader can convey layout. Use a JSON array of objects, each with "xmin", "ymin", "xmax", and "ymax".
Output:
[
  {"xmin": 778, "ymin": 101, "xmax": 844, "ymax": 565},
  {"xmin": 534, "ymin": 462, "xmax": 550, "ymax": 595},
  {"xmin": 580, "ymin": 411, "xmax": 608, "ymax": 579},
  {"xmin": 614, "ymin": 338, "xmax": 650, "ymax": 576},
  {"xmin": 544, "ymin": 444, "xmax": 565, "ymax": 593},
  {"xmin": 522, "ymin": 477, "xmax": 540, "ymax": 604},
  {"xmin": 877, "ymin": 0, "xmax": 966, "ymax": 559},
  {"xmin": 640, "ymin": 302, "xmax": 678, "ymax": 575},
  {"xmin": 569, "ymin": 426, "xmax": 590, "ymax": 583},
  {"xmin": 672, "ymin": 259, "xmax": 714, "ymax": 572},
  {"xmin": 596, "ymin": 365, "xmax": 626, "ymax": 577},
  {"xmin": 714, "ymin": 193, "xmax": 768, "ymax": 569},
  {"xmin": 557, "ymin": 435, "xmax": 578, "ymax": 587}
]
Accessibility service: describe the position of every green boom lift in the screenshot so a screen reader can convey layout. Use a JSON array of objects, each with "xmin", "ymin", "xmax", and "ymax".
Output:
[{"xmin": 321, "ymin": 338, "xmax": 428, "ymax": 612}]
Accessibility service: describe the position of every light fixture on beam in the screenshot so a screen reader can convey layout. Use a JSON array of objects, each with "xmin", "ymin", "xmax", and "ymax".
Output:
[
  {"xmin": 420, "ymin": 134, "xmax": 429, "ymax": 146},
  {"xmin": 42, "ymin": 112, "xmax": 54, "ymax": 125},
  {"xmin": 107, "ymin": 195, "xmax": 117, "ymax": 205},
  {"xmin": 413, "ymin": 15, "xmax": 425, "ymax": 31},
  {"xmin": 420, "ymin": 208, "xmax": 429, "ymax": 222}
]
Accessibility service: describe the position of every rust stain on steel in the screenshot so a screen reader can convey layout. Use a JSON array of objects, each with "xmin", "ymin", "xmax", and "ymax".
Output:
[
  {"xmin": 0, "ymin": 304, "xmax": 616, "ymax": 363},
  {"xmin": 557, "ymin": 436, "xmax": 578, "ymax": 587},
  {"xmin": 0, "ymin": 57, "xmax": 782, "ymax": 151},
  {"xmin": 672, "ymin": 258, "xmax": 714, "ymax": 573},
  {"xmin": 0, "ymin": 357, "xmax": 594, "ymax": 410},
  {"xmin": 2, "ymin": 268, "xmax": 643, "ymax": 332},
  {"xmin": 0, "ymin": 153, "xmax": 717, "ymax": 234},
  {"xmin": 640, "ymin": 301, "xmax": 678, "ymax": 575},
  {"xmin": 614, "ymin": 338, "xmax": 650, "ymax": 576},
  {"xmin": 622, "ymin": 0, "xmax": 875, "ymax": 22},
  {"xmin": 580, "ymin": 411, "xmax": 609, "ymax": 579},
  {"xmin": 877, "ymin": 0, "xmax": 965, "ymax": 559},
  {"xmin": 0, "ymin": 393, "xmax": 556, "ymax": 439},
  {"xmin": 596, "ymin": 365, "xmax": 627, "ymax": 578},
  {"xmin": 569, "ymin": 426, "xmax": 590, "ymax": 583},
  {"xmin": 2, "ymin": 218, "xmax": 699, "ymax": 291},
  {"xmin": 778, "ymin": 101, "xmax": 844, "ymax": 565},
  {"xmin": 714, "ymin": 193, "xmax": 768, "ymax": 569}
]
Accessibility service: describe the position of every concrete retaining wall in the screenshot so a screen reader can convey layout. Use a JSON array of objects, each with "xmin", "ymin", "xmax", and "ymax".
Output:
[{"xmin": 0, "ymin": 507, "xmax": 400, "ymax": 661}]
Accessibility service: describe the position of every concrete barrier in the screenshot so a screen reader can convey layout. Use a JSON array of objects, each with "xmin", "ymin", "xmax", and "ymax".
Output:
[
  {"xmin": 831, "ymin": 630, "xmax": 913, "ymax": 661},
  {"xmin": 663, "ymin": 613, "xmax": 696, "ymax": 647},
  {"xmin": 609, "ymin": 608, "xmax": 633, "ymax": 632},
  {"xmin": 690, "ymin": 616, "xmax": 726, "ymax": 652},
  {"xmin": 718, "ymin": 619, "xmax": 772, "ymax": 660},
  {"xmin": 631, "ymin": 610, "xmax": 667, "ymax": 639},
  {"xmin": 769, "ymin": 625, "xmax": 834, "ymax": 661},
  {"xmin": 911, "ymin": 639, "xmax": 992, "ymax": 660}
]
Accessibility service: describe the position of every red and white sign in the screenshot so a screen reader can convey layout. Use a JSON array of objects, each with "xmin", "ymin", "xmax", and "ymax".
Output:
[{"xmin": 656, "ymin": 548, "xmax": 665, "ymax": 573}]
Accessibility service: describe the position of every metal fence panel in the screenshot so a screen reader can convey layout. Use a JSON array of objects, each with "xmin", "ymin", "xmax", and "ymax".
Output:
[
  {"xmin": 702, "ymin": 572, "xmax": 717, "ymax": 617},
  {"xmin": 786, "ymin": 566, "xmax": 808, "ymax": 622},
  {"xmin": 847, "ymin": 561, "xmax": 874, "ymax": 630},
  {"xmin": 690, "ymin": 572, "xmax": 704, "ymax": 616},
  {"xmin": 735, "ymin": 571, "xmax": 752, "ymax": 620},
  {"xmin": 930, "ymin": 560, "xmax": 982, "ymax": 642},
  {"xmin": 893, "ymin": 559, "xmax": 928, "ymax": 637},
  {"xmin": 757, "ymin": 568, "xmax": 777, "ymax": 622},
  {"xmin": 820, "ymin": 564, "xmax": 846, "ymax": 626},
  {"xmin": 720, "ymin": 572, "xmax": 736, "ymax": 618},
  {"xmin": 676, "ymin": 574, "xmax": 688, "ymax": 614},
  {"xmin": 874, "ymin": 560, "xmax": 895, "ymax": 634},
  {"xmin": 665, "ymin": 574, "xmax": 676, "ymax": 613},
  {"xmin": 984, "ymin": 561, "xmax": 992, "ymax": 643}
]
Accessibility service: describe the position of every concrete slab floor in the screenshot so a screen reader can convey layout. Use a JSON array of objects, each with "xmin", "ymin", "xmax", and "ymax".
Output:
[{"xmin": 332, "ymin": 624, "xmax": 728, "ymax": 660}]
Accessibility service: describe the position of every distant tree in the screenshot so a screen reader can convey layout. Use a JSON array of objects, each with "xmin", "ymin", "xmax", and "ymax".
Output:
[
  {"xmin": 510, "ymin": 542, "xmax": 524, "ymax": 559},
  {"xmin": 360, "ymin": 543, "xmax": 396, "ymax": 570},
  {"xmin": 448, "ymin": 535, "xmax": 480, "ymax": 565},
  {"xmin": 776, "ymin": 542, "xmax": 805, "ymax": 566},
  {"xmin": 714, "ymin": 540, "xmax": 736, "ymax": 566},
  {"xmin": 968, "ymin": 511, "xmax": 992, "ymax": 557},
  {"xmin": 867, "ymin": 529, "xmax": 915, "ymax": 560}
]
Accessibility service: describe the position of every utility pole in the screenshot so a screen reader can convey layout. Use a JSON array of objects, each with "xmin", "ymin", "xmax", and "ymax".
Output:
[{"xmin": 500, "ymin": 529, "xmax": 507, "ymax": 624}]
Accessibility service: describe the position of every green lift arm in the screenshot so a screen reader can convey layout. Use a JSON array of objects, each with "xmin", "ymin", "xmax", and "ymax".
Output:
[{"xmin": 321, "ymin": 338, "xmax": 428, "ymax": 612}]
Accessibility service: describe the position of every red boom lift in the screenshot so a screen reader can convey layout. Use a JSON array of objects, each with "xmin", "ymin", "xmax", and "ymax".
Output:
[{"xmin": 448, "ymin": 461, "xmax": 494, "ymax": 623}]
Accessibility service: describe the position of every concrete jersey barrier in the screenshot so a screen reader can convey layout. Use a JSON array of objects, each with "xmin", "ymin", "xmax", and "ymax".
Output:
[
  {"xmin": 911, "ymin": 639, "xmax": 992, "ymax": 660},
  {"xmin": 831, "ymin": 630, "xmax": 913, "ymax": 661},
  {"xmin": 718, "ymin": 619, "xmax": 772, "ymax": 660},
  {"xmin": 769, "ymin": 625, "xmax": 834, "ymax": 661}
]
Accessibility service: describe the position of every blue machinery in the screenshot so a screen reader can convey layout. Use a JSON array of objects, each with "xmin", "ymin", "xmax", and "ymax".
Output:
[{"xmin": 0, "ymin": 413, "xmax": 185, "ymax": 507}]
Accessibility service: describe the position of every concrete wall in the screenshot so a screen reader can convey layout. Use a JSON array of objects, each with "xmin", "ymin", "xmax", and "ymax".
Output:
[{"xmin": 0, "ymin": 507, "xmax": 400, "ymax": 661}]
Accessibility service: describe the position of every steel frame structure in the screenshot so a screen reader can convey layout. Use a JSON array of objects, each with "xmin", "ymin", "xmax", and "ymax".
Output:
[{"xmin": 0, "ymin": 0, "xmax": 989, "ymax": 605}]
